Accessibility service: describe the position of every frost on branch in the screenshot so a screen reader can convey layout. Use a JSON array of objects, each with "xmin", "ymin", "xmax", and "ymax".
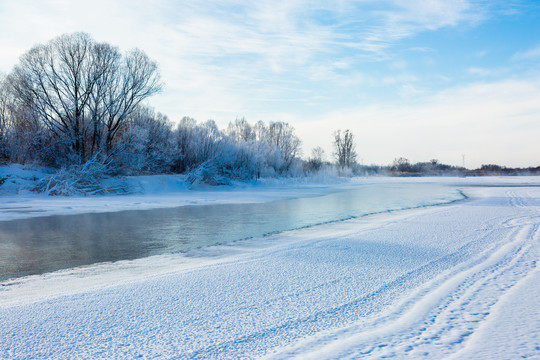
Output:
[
  {"xmin": 33, "ymin": 157, "xmax": 127, "ymax": 196},
  {"xmin": 186, "ymin": 160, "xmax": 231, "ymax": 188}
]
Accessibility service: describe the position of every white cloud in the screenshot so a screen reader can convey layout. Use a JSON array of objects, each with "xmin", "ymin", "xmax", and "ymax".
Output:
[
  {"xmin": 346, "ymin": 0, "xmax": 482, "ymax": 56},
  {"xmin": 0, "ymin": 0, "xmax": 486, "ymax": 75},
  {"xmin": 513, "ymin": 44, "xmax": 540, "ymax": 61},
  {"xmin": 468, "ymin": 67, "xmax": 491, "ymax": 76}
]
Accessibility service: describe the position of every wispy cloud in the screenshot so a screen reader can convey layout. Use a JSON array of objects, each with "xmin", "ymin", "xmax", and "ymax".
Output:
[
  {"xmin": 0, "ymin": 1, "xmax": 488, "ymax": 72},
  {"xmin": 513, "ymin": 44, "xmax": 540, "ymax": 61}
]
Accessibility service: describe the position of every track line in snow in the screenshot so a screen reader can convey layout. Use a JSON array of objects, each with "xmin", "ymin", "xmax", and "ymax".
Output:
[{"xmin": 268, "ymin": 191, "xmax": 540, "ymax": 359}]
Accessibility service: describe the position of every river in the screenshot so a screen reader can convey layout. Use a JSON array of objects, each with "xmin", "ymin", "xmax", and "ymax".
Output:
[{"xmin": 0, "ymin": 183, "xmax": 463, "ymax": 281}]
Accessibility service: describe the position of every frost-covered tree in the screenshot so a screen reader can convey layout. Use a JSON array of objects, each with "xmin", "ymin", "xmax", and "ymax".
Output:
[
  {"xmin": 0, "ymin": 74, "xmax": 11, "ymax": 160},
  {"xmin": 173, "ymin": 116, "xmax": 196, "ymax": 173},
  {"xmin": 0, "ymin": 74, "xmax": 51, "ymax": 165},
  {"xmin": 226, "ymin": 117, "xmax": 254, "ymax": 144},
  {"xmin": 173, "ymin": 118, "xmax": 224, "ymax": 172},
  {"xmin": 392, "ymin": 157, "xmax": 412, "ymax": 173},
  {"xmin": 197, "ymin": 120, "xmax": 223, "ymax": 163},
  {"xmin": 171, "ymin": 117, "xmax": 303, "ymax": 180},
  {"xmin": 7, "ymin": 32, "xmax": 161, "ymax": 165},
  {"xmin": 113, "ymin": 106, "xmax": 176, "ymax": 175},
  {"xmin": 222, "ymin": 119, "xmax": 268, "ymax": 179},
  {"xmin": 268, "ymin": 121, "xmax": 302, "ymax": 173},
  {"xmin": 333, "ymin": 129, "xmax": 357, "ymax": 168},
  {"xmin": 253, "ymin": 120, "xmax": 268, "ymax": 142}
]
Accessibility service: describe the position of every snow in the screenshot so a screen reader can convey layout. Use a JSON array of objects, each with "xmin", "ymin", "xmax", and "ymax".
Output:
[
  {"xmin": 1, "ymin": 175, "xmax": 540, "ymax": 359},
  {"xmin": 0, "ymin": 164, "xmax": 352, "ymax": 221},
  {"xmin": 2, "ymin": 163, "xmax": 540, "ymax": 222},
  {"xmin": 448, "ymin": 263, "xmax": 540, "ymax": 359}
]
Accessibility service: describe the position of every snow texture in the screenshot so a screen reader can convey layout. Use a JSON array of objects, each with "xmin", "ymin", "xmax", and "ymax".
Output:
[{"xmin": 1, "ymin": 177, "xmax": 540, "ymax": 359}]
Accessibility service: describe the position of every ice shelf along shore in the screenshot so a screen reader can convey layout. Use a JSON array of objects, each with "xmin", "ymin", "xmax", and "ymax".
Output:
[{"xmin": 1, "ymin": 177, "xmax": 540, "ymax": 359}]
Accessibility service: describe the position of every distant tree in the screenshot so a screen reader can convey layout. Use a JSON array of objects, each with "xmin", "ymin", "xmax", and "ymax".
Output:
[
  {"xmin": 7, "ymin": 32, "xmax": 161, "ymax": 165},
  {"xmin": 333, "ymin": 129, "xmax": 357, "ymax": 168},
  {"xmin": 305, "ymin": 146, "xmax": 325, "ymax": 172},
  {"xmin": 392, "ymin": 157, "xmax": 412, "ymax": 173},
  {"xmin": 480, "ymin": 164, "xmax": 504, "ymax": 172}
]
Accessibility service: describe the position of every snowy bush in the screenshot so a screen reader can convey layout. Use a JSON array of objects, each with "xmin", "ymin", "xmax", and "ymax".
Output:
[
  {"xmin": 186, "ymin": 160, "xmax": 231, "ymax": 187},
  {"xmin": 33, "ymin": 157, "xmax": 126, "ymax": 196}
]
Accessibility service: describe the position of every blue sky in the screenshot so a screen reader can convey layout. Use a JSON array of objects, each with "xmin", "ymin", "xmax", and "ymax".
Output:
[{"xmin": 1, "ymin": 0, "xmax": 540, "ymax": 167}]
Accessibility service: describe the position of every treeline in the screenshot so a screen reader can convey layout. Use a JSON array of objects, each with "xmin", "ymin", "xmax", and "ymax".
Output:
[
  {"xmin": 387, "ymin": 157, "xmax": 465, "ymax": 176},
  {"xmin": 379, "ymin": 158, "xmax": 540, "ymax": 177},
  {"xmin": 0, "ymin": 33, "xmax": 318, "ymax": 189},
  {"xmin": 0, "ymin": 84, "xmax": 309, "ymax": 180},
  {"xmin": 467, "ymin": 164, "xmax": 540, "ymax": 176}
]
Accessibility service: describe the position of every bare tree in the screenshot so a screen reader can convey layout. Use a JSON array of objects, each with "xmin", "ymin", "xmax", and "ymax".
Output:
[
  {"xmin": 8, "ymin": 32, "xmax": 161, "ymax": 164},
  {"xmin": 333, "ymin": 129, "xmax": 357, "ymax": 168},
  {"xmin": 392, "ymin": 157, "xmax": 411, "ymax": 173},
  {"xmin": 311, "ymin": 146, "xmax": 325, "ymax": 162},
  {"xmin": 103, "ymin": 49, "xmax": 162, "ymax": 155}
]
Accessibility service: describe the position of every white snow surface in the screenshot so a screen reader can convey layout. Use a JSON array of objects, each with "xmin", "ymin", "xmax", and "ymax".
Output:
[
  {"xmin": 2, "ymin": 163, "xmax": 540, "ymax": 221},
  {"xmin": 1, "ymin": 175, "xmax": 540, "ymax": 359}
]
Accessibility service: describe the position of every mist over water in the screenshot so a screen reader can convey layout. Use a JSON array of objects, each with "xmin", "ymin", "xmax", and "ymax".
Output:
[{"xmin": 0, "ymin": 183, "xmax": 463, "ymax": 281}]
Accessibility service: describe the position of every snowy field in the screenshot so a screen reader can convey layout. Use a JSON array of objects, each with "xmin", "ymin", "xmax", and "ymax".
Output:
[{"xmin": 1, "ymin": 176, "xmax": 540, "ymax": 359}]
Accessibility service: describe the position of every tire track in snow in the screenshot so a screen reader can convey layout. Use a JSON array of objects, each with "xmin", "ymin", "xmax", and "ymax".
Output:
[
  {"xmin": 182, "ymin": 208, "xmax": 508, "ymax": 359},
  {"xmin": 268, "ymin": 189, "xmax": 540, "ymax": 359}
]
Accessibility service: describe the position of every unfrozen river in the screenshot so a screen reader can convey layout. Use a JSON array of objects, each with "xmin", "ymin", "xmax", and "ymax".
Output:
[{"xmin": 0, "ymin": 183, "xmax": 463, "ymax": 281}]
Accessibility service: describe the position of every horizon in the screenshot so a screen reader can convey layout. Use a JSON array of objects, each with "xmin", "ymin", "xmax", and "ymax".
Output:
[{"xmin": 1, "ymin": 1, "xmax": 539, "ymax": 168}]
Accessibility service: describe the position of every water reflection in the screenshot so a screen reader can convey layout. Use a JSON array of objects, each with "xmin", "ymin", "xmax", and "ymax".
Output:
[{"xmin": 0, "ymin": 184, "xmax": 462, "ymax": 280}]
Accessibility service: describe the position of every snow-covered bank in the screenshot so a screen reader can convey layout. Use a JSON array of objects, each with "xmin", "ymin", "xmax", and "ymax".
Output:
[
  {"xmin": 1, "ymin": 180, "xmax": 540, "ymax": 359},
  {"xmin": 0, "ymin": 164, "xmax": 353, "ymax": 221},
  {"xmin": 2, "ymin": 163, "xmax": 540, "ymax": 222}
]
